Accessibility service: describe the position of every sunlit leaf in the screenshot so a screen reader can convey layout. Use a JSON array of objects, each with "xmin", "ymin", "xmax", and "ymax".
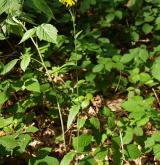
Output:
[
  {"xmin": 0, "ymin": 91, "xmax": 10, "ymax": 105},
  {"xmin": 20, "ymin": 54, "xmax": 31, "ymax": 72},
  {"xmin": 67, "ymin": 104, "xmax": 80, "ymax": 129},
  {"xmin": 72, "ymin": 134, "xmax": 92, "ymax": 152},
  {"xmin": 19, "ymin": 28, "xmax": 36, "ymax": 43},
  {"xmin": 36, "ymin": 24, "xmax": 58, "ymax": 44},
  {"xmin": 60, "ymin": 151, "xmax": 76, "ymax": 165},
  {"xmin": 24, "ymin": 78, "xmax": 40, "ymax": 93},
  {"xmin": 0, "ymin": 59, "xmax": 19, "ymax": 75}
]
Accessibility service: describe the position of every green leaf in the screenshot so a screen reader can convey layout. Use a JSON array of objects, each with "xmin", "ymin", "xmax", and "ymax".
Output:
[
  {"xmin": 151, "ymin": 57, "xmax": 160, "ymax": 81},
  {"xmin": 79, "ymin": 156, "xmax": 96, "ymax": 165},
  {"xmin": 0, "ymin": 59, "xmax": 19, "ymax": 75},
  {"xmin": 60, "ymin": 151, "xmax": 76, "ymax": 165},
  {"xmin": 125, "ymin": 144, "xmax": 141, "ymax": 160},
  {"xmin": 77, "ymin": 118, "xmax": 86, "ymax": 130},
  {"xmin": 36, "ymin": 24, "xmax": 58, "ymax": 44},
  {"xmin": 145, "ymin": 137, "xmax": 155, "ymax": 149},
  {"xmin": 89, "ymin": 117, "xmax": 100, "ymax": 130},
  {"xmin": 131, "ymin": 31, "xmax": 139, "ymax": 42},
  {"xmin": 104, "ymin": 62, "xmax": 113, "ymax": 71},
  {"xmin": 31, "ymin": 0, "xmax": 55, "ymax": 21},
  {"xmin": 0, "ymin": 135, "xmax": 18, "ymax": 151},
  {"xmin": 152, "ymin": 131, "xmax": 160, "ymax": 142},
  {"xmin": 139, "ymin": 73, "xmax": 151, "ymax": 83},
  {"xmin": 19, "ymin": 28, "xmax": 36, "ymax": 43},
  {"xmin": 26, "ymin": 126, "xmax": 39, "ymax": 133},
  {"xmin": 29, "ymin": 147, "xmax": 59, "ymax": 165},
  {"xmin": 30, "ymin": 156, "xmax": 59, "ymax": 165},
  {"xmin": 0, "ymin": 117, "xmax": 13, "ymax": 129},
  {"xmin": 129, "ymin": 68, "xmax": 140, "ymax": 83},
  {"xmin": 75, "ymin": 30, "xmax": 83, "ymax": 39},
  {"xmin": 142, "ymin": 23, "xmax": 153, "ymax": 34},
  {"xmin": 0, "ymin": 0, "xmax": 9, "ymax": 15},
  {"xmin": 20, "ymin": 54, "xmax": 31, "ymax": 72},
  {"xmin": 122, "ymin": 96, "xmax": 144, "ymax": 112},
  {"xmin": 126, "ymin": 0, "xmax": 136, "ymax": 7},
  {"xmin": 0, "ymin": 31, "xmax": 6, "ymax": 40},
  {"xmin": 25, "ymin": 78, "xmax": 40, "ymax": 92},
  {"xmin": 137, "ymin": 48, "xmax": 149, "ymax": 63},
  {"xmin": 123, "ymin": 128, "xmax": 134, "ymax": 144},
  {"xmin": 115, "ymin": 10, "xmax": 123, "ymax": 20},
  {"xmin": 72, "ymin": 134, "xmax": 92, "ymax": 152},
  {"xmin": 137, "ymin": 117, "xmax": 149, "ymax": 126},
  {"xmin": 18, "ymin": 134, "xmax": 31, "ymax": 153},
  {"xmin": 67, "ymin": 104, "xmax": 80, "ymax": 129},
  {"xmin": 120, "ymin": 53, "xmax": 134, "ymax": 64},
  {"xmin": 0, "ymin": 91, "xmax": 10, "ymax": 105},
  {"xmin": 95, "ymin": 148, "xmax": 108, "ymax": 161},
  {"xmin": 153, "ymin": 144, "xmax": 160, "ymax": 160},
  {"xmin": 112, "ymin": 136, "xmax": 122, "ymax": 165},
  {"xmin": 155, "ymin": 152, "xmax": 160, "ymax": 160},
  {"xmin": 134, "ymin": 127, "xmax": 143, "ymax": 136},
  {"xmin": 39, "ymin": 147, "xmax": 52, "ymax": 156},
  {"xmin": 101, "ymin": 106, "xmax": 111, "ymax": 117},
  {"xmin": 81, "ymin": 99, "xmax": 90, "ymax": 109},
  {"xmin": 92, "ymin": 64, "xmax": 104, "ymax": 73},
  {"xmin": 126, "ymin": 0, "xmax": 143, "ymax": 10}
]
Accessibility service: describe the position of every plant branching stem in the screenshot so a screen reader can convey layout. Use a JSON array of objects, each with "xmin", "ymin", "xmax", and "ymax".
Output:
[{"xmin": 17, "ymin": 19, "xmax": 66, "ymax": 150}]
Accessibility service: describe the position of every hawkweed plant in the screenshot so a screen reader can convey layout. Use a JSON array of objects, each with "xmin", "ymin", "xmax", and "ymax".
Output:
[{"xmin": 59, "ymin": 0, "xmax": 80, "ymax": 155}]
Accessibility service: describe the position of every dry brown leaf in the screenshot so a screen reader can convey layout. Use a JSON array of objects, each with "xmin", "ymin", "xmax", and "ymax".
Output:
[{"xmin": 0, "ymin": 130, "xmax": 6, "ymax": 137}]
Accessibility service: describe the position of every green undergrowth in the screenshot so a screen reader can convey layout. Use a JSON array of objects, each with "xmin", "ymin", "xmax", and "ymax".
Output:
[{"xmin": 0, "ymin": 0, "xmax": 160, "ymax": 164}]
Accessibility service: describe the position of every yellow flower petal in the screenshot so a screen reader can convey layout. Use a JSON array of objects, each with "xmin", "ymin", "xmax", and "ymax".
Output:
[{"xmin": 59, "ymin": 0, "xmax": 77, "ymax": 7}]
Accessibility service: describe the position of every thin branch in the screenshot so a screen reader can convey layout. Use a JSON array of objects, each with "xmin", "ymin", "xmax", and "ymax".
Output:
[
  {"xmin": 119, "ymin": 129, "xmax": 126, "ymax": 165},
  {"xmin": 115, "ymin": 70, "xmax": 122, "ymax": 92},
  {"xmin": 152, "ymin": 88, "xmax": 160, "ymax": 107}
]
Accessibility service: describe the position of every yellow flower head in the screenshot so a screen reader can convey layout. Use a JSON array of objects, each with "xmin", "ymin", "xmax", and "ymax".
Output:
[{"xmin": 59, "ymin": 0, "xmax": 77, "ymax": 7}]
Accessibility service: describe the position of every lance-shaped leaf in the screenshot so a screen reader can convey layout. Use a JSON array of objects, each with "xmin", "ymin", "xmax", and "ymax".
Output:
[
  {"xmin": 19, "ymin": 28, "xmax": 36, "ymax": 43},
  {"xmin": 31, "ymin": 0, "xmax": 55, "ymax": 21},
  {"xmin": 60, "ymin": 151, "xmax": 76, "ymax": 165},
  {"xmin": 0, "ymin": 59, "xmax": 19, "ymax": 75},
  {"xmin": 67, "ymin": 104, "xmax": 80, "ymax": 129}
]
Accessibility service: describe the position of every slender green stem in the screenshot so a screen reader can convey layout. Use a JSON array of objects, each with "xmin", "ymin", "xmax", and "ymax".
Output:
[
  {"xmin": 69, "ymin": 8, "xmax": 80, "ymax": 155},
  {"xmin": 119, "ymin": 129, "xmax": 126, "ymax": 165},
  {"xmin": 152, "ymin": 88, "xmax": 160, "ymax": 107},
  {"xmin": 57, "ymin": 101, "xmax": 66, "ymax": 147},
  {"xmin": 115, "ymin": 70, "xmax": 122, "ymax": 92},
  {"xmin": 30, "ymin": 57, "xmax": 43, "ymax": 66}
]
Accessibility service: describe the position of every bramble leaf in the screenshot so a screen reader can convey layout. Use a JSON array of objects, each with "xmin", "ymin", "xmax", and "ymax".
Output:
[
  {"xmin": 20, "ymin": 54, "xmax": 31, "ymax": 72},
  {"xmin": 72, "ymin": 134, "xmax": 92, "ymax": 152},
  {"xmin": 36, "ymin": 24, "xmax": 58, "ymax": 44}
]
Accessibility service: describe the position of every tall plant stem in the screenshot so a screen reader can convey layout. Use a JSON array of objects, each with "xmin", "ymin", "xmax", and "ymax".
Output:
[
  {"xmin": 69, "ymin": 8, "xmax": 80, "ymax": 153},
  {"xmin": 16, "ymin": 19, "xmax": 66, "ymax": 149},
  {"xmin": 69, "ymin": 9, "xmax": 78, "ymax": 82}
]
